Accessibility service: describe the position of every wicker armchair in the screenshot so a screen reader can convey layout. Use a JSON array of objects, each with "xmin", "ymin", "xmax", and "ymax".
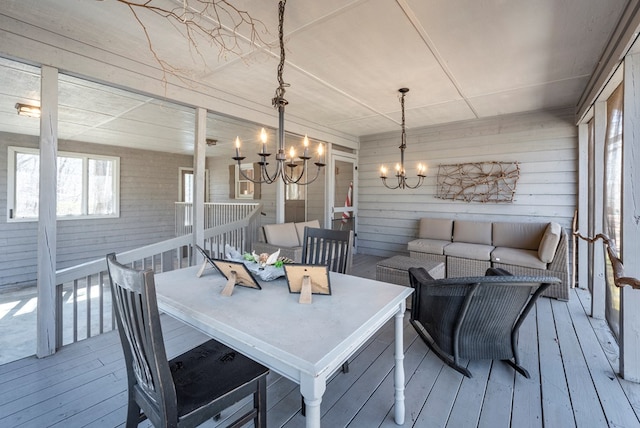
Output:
[{"xmin": 408, "ymin": 267, "xmax": 561, "ymax": 378}]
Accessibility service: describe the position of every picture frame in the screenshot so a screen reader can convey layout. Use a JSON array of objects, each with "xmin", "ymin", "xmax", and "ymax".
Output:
[
  {"xmin": 284, "ymin": 264, "xmax": 331, "ymax": 296},
  {"xmin": 212, "ymin": 259, "xmax": 261, "ymax": 291},
  {"xmin": 194, "ymin": 244, "xmax": 217, "ymax": 278}
]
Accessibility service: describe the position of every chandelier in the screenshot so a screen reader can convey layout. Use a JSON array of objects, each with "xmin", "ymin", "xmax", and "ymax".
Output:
[
  {"xmin": 380, "ymin": 88, "xmax": 426, "ymax": 189},
  {"xmin": 232, "ymin": 0, "xmax": 325, "ymax": 185}
]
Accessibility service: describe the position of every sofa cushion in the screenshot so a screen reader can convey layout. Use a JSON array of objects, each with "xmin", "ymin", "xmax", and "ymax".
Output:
[
  {"xmin": 538, "ymin": 222, "xmax": 562, "ymax": 263},
  {"xmin": 444, "ymin": 242, "xmax": 494, "ymax": 261},
  {"xmin": 452, "ymin": 221, "xmax": 492, "ymax": 245},
  {"xmin": 407, "ymin": 238, "xmax": 451, "ymax": 255},
  {"xmin": 491, "ymin": 247, "xmax": 547, "ymax": 270},
  {"xmin": 294, "ymin": 220, "xmax": 321, "ymax": 244},
  {"xmin": 418, "ymin": 218, "xmax": 453, "ymax": 241},
  {"xmin": 492, "ymin": 222, "xmax": 547, "ymax": 250},
  {"xmin": 263, "ymin": 223, "xmax": 300, "ymax": 247}
]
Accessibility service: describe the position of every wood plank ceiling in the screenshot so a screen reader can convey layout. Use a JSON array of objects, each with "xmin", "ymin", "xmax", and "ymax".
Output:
[{"xmin": 0, "ymin": 0, "xmax": 630, "ymax": 154}]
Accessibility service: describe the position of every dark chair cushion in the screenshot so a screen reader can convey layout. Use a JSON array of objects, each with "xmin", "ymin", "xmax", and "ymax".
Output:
[{"xmin": 170, "ymin": 339, "xmax": 268, "ymax": 417}]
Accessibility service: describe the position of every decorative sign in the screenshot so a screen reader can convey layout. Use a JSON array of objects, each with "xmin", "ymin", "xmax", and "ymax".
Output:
[{"xmin": 436, "ymin": 161, "xmax": 520, "ymax": 203}]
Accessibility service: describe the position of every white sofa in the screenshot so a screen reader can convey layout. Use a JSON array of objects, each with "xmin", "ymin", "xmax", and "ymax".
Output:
[
  {"xmin": 252, "ymin": 220, "xmax": 320, "ymax": 262},
  {"xmin": 407, "ymin": 218, "xmax": 569, "ymax": 300}
]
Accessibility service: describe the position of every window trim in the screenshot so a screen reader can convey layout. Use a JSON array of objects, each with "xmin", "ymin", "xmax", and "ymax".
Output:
[{"xmin": 7, "ymin": 146, "xmax": 120, "ymax": 222}]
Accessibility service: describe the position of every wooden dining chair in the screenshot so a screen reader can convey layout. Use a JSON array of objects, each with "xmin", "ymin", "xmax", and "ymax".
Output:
[
  {"xmin": 106, "ymin": 253, "xmax": 268, "ymax": 428},
  {"xmin": 301, "ymin": 227, "xmax": 354, "ymax": 275}
]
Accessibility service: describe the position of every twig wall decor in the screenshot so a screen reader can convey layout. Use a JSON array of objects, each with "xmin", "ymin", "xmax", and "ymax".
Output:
[{"xmin": 436, "ymin": 161, "xmax": 520, "ymax": 203}]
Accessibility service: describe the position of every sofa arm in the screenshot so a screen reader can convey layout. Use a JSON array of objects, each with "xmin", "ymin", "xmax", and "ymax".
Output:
[
  {"xmin": 547, "ymin": 229, "xmax": 569, "ymax": 273},
  {"xmin": 252, "ymin": 242, "xmax": 303, "ymax": 263}
]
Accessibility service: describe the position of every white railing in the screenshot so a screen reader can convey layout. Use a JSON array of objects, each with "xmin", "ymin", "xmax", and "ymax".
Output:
[
  {"xmin": 55, "ymin": 203, "xmax": 263, "ymax": 349},
  {"xmin": 175, "ymin": 202, "xmax": 261, "ymax": 236}
]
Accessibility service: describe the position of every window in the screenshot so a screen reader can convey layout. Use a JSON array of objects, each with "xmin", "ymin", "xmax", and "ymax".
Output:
[
  {"xmin": 235, "ymin": 164, "xmax": 255, "ymax": 199},
  {"xmin": 7, "ymin": 147, "xmax": 120, "ymax": 221}
]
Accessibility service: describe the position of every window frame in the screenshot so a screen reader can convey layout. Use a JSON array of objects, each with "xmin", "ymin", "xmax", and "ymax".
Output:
[
  {"xmin": 7, "ymin": 146, "xmax": 120, "ymax": 222},
  {"xmin": 235, "ymin": 163, "xmax": 255, "ymax": 200}
]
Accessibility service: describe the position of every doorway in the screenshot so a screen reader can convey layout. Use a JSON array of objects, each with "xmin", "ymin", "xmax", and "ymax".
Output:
[{"xmin": 330, "ymin": 153, "xmax": 357, "ymax": 251}]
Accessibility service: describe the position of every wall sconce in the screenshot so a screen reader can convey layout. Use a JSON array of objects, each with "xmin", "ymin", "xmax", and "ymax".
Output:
[{"xmin": 15, "ymin": 103, "xmax": 41, "ymax": 118}]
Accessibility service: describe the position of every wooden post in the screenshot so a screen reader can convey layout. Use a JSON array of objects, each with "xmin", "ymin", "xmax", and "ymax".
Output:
[
  {"xmin": 577, "ymin": 123, "xmax": 589, "ymax": 289},
  {"xmin": 621, "ymin": 53, "xmax": 640, "ymax": 382},
  {"xmin": 193, "ymin": 108, "xmax": 206, "ymax": 256},
  {"xmin": 37, "ymin": 66, "xmax": 58, "ymax": 357},
  {"xmin": 590, "ymin": 101, "xmax": 606, "ymax": 319}
]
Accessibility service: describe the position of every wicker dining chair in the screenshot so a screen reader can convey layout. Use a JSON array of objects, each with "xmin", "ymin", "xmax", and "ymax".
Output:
[
  {"xmin": 106, "ymin": 253, "xmax": 268, "ymax": 427},
  {"xmin": 408, "ymin": 266, "xmax": 560, "ymax": 378}
]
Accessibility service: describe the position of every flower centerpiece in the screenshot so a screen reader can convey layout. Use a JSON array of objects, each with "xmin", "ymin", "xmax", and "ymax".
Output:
[
  {"xmin": 224, "ymin": 244, "xmax": 293, "ymax": 281},
  {"xmin": 242, "ymin": 250, "xmax": 293, "ymax": 268}
]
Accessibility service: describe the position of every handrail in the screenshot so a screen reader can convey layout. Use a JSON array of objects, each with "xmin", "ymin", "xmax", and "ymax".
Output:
[
  {"xmin": 56, "ymin": 234, "xmax": 193, "ymax": 284},
  {"xmin": 53, "ymin": 202, "xmax": 263, "ymax": 349},
  {"xmin": 573, "ymin": 231, "xmax": 640, "ymax": 289}
]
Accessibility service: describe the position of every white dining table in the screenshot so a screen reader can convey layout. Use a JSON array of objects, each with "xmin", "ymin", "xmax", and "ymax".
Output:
[{"xmin": 154, "ymin": 265, "xmax": 413, "ymax": 428}]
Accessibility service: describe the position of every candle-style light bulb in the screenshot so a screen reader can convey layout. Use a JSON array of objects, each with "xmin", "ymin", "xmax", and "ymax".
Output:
[
  {"xmin": 303, "ymin": 134, "xmax": 309, "ymax": 158},
  {"xmin": 317, "ymin": 143, "xmax": 324, "ymax": 162},
  {"xmin": 395, "ymin": 163, "xmax": 401, "ymax": 174},
  {"xmin": 260, "ymin": 128, "xmax": 267, "ymax": 154},
  {"xmin": 289, "ymin": 146, "xmax": 295, "ymax": 162},
  {"xmin": 235, "ymin": 136, "xmax": 241, "ymax": 157},
  {"xmin": 380, "ymin": 165, "xmax": 387, "ymax": 178}
]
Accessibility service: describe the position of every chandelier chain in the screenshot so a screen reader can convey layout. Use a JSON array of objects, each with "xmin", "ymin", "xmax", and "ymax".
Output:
[{"xmin": 272, "ymin": 0, "xmax": 289, "ymax": 109}]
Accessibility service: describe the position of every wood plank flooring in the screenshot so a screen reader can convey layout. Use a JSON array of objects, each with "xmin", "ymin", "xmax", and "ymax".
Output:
[{"xmin": 1, "ymin": 254, "xmax": 639, "ymax": 427}]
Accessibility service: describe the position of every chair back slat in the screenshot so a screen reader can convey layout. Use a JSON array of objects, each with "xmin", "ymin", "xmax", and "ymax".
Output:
[{"xmin": 301, "ymin": 227, "xmax": 354, "ymax": 274}]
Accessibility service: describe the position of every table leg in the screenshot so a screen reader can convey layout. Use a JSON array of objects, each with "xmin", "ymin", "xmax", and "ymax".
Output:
[
  {"xmin": 394, "ymin": 304, "xmax": 406, "ymax": 425},
  {"xmin": 300, "ymin": 376, "xmax": 326, "ymax": 428}
]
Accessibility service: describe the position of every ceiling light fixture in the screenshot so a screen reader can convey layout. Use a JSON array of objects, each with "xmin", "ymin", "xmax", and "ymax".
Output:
[
  {"xmin": 232, "ymin": 0, "xmax": 325, "ymax": 185},
  {"xmin": 15, "ymin": 103, "xmax": 41, "ymax": 118},
  {"xmin": 380, "ymin": 88, "xmax": 426, "ymax": 189}
]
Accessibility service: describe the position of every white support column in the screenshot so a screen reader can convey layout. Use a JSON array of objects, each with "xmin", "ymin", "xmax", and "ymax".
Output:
[
  {"xmin": 193, "ymin": 108, "xmax": 207, "ymax": 250},
  {"xmin": 37, "ymin": 65, "xmax": 58, "ymax": 357},
  {"xmin": 577, "ymin": 123, "xmax": 589, "ymax": 289},
  {"xmin": 591, "ymin": 101, "xmax": 606, "ymax": 319},
  {"xmin": 621, "ymin": 53, "xmax": 640, "ymax": 382},
  {"xmin": 323, "ymin": 142, "xmax": 333, "ymax": 229},
  {"xmin": 275, "ymin": 179, "xmax": 285, "ymax": 224}
]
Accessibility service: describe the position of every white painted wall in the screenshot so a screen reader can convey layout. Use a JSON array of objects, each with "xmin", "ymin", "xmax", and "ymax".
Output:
[{"xmin": 357, "ymin": 108, "xmax": 577, "ymax": 257}]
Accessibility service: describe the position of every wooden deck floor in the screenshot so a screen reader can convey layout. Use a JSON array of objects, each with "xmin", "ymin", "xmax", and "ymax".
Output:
[{"xmin": 1, "ymin": 254, "xmax": 639, "ymax": 427}]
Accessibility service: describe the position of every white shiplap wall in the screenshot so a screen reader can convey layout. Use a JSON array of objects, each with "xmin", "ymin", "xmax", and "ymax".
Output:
[
  {"xmin": 0, "ymin": 132, "xmax": 192, "ymax": 287},
  {"xmin": 357, "ymin": 108, "xmax": 578, "ymax": 257}
]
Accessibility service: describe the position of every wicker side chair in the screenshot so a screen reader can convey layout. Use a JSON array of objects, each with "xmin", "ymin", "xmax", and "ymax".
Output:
[{"xmin": 408, "ymin": 267, "xmax": 561, "ymax": 378}]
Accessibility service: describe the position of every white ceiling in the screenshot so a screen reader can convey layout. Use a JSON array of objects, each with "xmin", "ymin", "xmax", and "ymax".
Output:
[{"xmin": 0, "ymin": 0, "xmax": 630, "ymax": 154}]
